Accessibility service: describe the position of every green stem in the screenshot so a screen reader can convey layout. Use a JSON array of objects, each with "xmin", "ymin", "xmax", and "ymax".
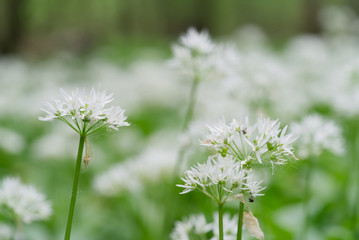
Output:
[
  {"xmin": 173, "ymin": 75, "xmax": 200, "ymax": 176},
  {"xmin": 349, "ymin": 125, "xmax": 359, "ymax": 233},
  {"xmin": 218, "ymin": 203, "xmax": 224, "ymax": 240},
  {"xmin": 13, "ymin": 217, "xmax": 23, "ymax": 240},
  {"xmin": 64, "ymin": 134, "xmax": 86, "ymax": 240},
  {"xmin": 300, "ymin": 159, "xmax": 312, "ymax": 240},
  {"xmin": 237, "ymin": 201, "xmax": 244, "ymax": 240},
  {"xmin": 182, "ymin": 75, "xmax": 199, "ymax": 131}
]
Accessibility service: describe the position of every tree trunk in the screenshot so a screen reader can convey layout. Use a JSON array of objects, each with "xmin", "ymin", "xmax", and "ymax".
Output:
[{"xmin": 0, "ymin": 0, "xmax": 26, "ymax": 54}]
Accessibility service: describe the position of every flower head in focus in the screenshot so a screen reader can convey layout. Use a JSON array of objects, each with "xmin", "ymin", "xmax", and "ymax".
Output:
[
  {"xmin": 291, "ymin": 114, "xmax": 345, "ymax": 158},
  {"xmin": 177, "ymin": 154, "xmax": 265, "ymax": 204},
  {"xmin": 39, "ymin": 88, "xmax": 129, "ymax": 136},
  {"xmin": 0, "ymin": 177, "xmax": 52, "ymax": 224},
  {"xmin": 202, "ymin": 115, "xmax": 298, "ymax": 170}
]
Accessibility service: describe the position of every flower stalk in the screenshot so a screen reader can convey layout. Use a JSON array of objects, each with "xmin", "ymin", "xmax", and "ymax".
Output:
[
  {"xmin": 64, "ymin": 134, "xmax": 85, "ymax": 240},
  {"xmin": 218, "ymin": 203, "xmax": 224, "ymax": 240},
  {"xmin": 237, "ymin": 201, "xmax": 244, "ymax": 240},
  {"xmin": 13, "ymin": 216, "xmax": 23, "ymax": 240},
  {"xmin": 182, "ymin": 74, "xmax": 199, "ymax": 131}
]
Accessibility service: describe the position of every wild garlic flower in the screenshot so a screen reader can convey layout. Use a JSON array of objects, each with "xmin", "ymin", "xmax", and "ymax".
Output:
[
  {"xmin": 171, "ymin": 213, "xmax": 238, "ymax": 240},
  {"xmin": 202, "ymin": 116, "xmax": 298, "ymax": 169},
  {"xmin": 170, "ymin": 214, "xmax": 212, "ymax": 240},
  {"xmin": 291, "ymin": 114, "xmax": 345, "ymax": 158},
  {"xmin": 0, "ymin": 224, "xmax": 12, "ymax": 240},
  {"xmin": 180, "ymin": 28, "xmax": 215, "ymax": 55},
  {"xmin": 0, "ymin": 177, "xmax": 52, "ymax": 224},
  {"xmin": 177, "ymin": 154, "xmax": 265, "ymax": 203},
  {"xmin": 94, "ymin": 145, "xmax": 176, "ymax": 196},
  {"xmin": 39, "ymin": 88, "xmax": 129, "ymax": 135},
  {"xmin": 170, "ymin": 27, "xmax": 216, "ymax": 79},
  {"xmin": 93, "ymin": 165, "xmax": 141, "ymax": 197},
  {"xmin": 211, "ymin": 213, "xmax": 238, "ymax": 240}
]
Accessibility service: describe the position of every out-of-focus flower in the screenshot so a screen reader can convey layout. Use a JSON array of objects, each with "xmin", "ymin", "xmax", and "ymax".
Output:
[
  {"xmin": 93, "ymin": 165, "xmax": 141, "ymax": 197},
  {"xmin": 202, "ymin": 116, "xmax": 298, "ymax": 169},
  {"xmin": 180, "ymin": 28, "xmax": 215, "ymax": 55},
  {"xmin": 94, "ymin": 141, "xmax": 177, "ymax": 196},
  {"xmin": 0, "ymin": 223, "xmax": 12, "ymax": 240},
  {"xmin": 0, "ymin": 127, "xmax": 26, "ymax": 154},
  {"xmin": 0, "ymin": 177, "xmax": 52, "ymax": 224},
  {"xmin": 177, "ymin": 154, "xmax": 265, "ymax": 203},
  {"xmin": 169, "ymin": 27, "xmax": 216, "ymax": 79},
  {"xmin": 291, "ymin": 114, "xmax": 345, "ymax": 158},
  {"xmin": 211, "ymin": 213, "xmax": 238, "ymax": 240},
  {"xmin": 30, "ymin": 125, "xmax": 77, "ymax": 160},
  {"xmin": 170, "ymin": 214, "xmax": 211, "ymax": 240},
  {"xmin": 39, "ymin": 88, "xmax": 129, "ymax": 135},
  {"xmin": 171, "ymin": 213, "xmax": 238, "ymax": 240},
  {"xmin": 319, "ymin": 6, "xmax": 359, "ymax": 35}
]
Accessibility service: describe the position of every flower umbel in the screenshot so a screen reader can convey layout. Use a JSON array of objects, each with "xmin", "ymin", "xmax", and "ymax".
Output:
[
  {"xmin": 170, "ymin": 214, "xmax": 212, "ymax": 240},
  {"xmin": 177, "ymin": 154, "xmax": 265, "ymax": 204},
  {"xmin": 291, "ymin": 114, "xmax": 344, "ymax": 158},
  {"xmin": 202, "ymin": 116, "xmax": 298, "ymax": 169},
  {"xmin": 39, "ymin": 88, "xmax": 129, "ymax": 240},
  {"xmin": 39, "ymin": 88, "xmax": 129, "ymax": 135},
  {"xmin": 0, "ymin": 177, "xmax": 52, "ymax": 224},
  {"xmin": 170, "ymin": 213, "xmax": 238, "ymax": 240},
  {"xmin": 170, "ymin": 27, "xmax": 216, "ymax": 79}
]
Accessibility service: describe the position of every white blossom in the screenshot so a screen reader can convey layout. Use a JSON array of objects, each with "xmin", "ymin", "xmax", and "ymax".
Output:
[
  {"xmin": 170, "ymin": 214, "xmax": 212, "ymax": 240},
  {"xmin": 0, "ymin": 127, "xmax": 25, "ymax": 154},
  {"xmin": 202, "ymin": 116, "xmax": 298, "ymax": 168},
  {"xmin": 0, "ymin": 224, "xmax": 12, "ymax": 240},
  {"xmin": 94, "ymin": 142, "xmax": 177, "ymax": 196},
  {"xmin": 291, "ymin": 114, "xmax": 345, "ymax": 158},
  {"xmin": 179, "ymin": 27, "xmax": 215, "ymax": 55},
  {"xmin": 39, "ymin": 88, "xmax": 129, "ymax": 135},
  {"xmin": 211, "ymin": 213, "xmax": 238, "ymax": 240},
  {"xmin": 93, "ymin": 165, "xmax": 141, "ymax": 197},
  {"xmin": 169, "ymin": 27, "xmax": 216, "ymax": 79},
  {"xmin": 177, "ymin": 154, "xmax": 265, "ymax": 203},
  {"xmin": 0, "ymin": 177, "xmax": 52, "ymax": 224},
  {"xmin": 171, "ymin": 213, "xmax": 238, "ymax": 240}
]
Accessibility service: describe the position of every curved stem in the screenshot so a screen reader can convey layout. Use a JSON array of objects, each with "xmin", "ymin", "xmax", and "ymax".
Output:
[
  {"xmin": 173, "ymin": 75, "xmax": 200, "ymax": 176},
  {"xmin": 218, "ymin": 203, "xmax": 224, "ymax": 240},
  {"xmin": 236, "ymin": 201, "xmax": 244, "ymax": 240},
  {"xmin": 182, "ymin": 75, "xmax": 199, "ymax": 131},
  {"xmin": 64, "ymin": 135, "xmax": 85, "ymax": 240}
]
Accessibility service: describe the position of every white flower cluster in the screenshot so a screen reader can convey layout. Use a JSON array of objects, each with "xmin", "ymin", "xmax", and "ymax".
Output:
[
  {"xmin": 93, "ymin": 165, "xmax": 141, "ymax": 197},
  {"xmin": 39, "ymin": 88, "xmax": 129, "ymax": 135},
  {"xmin": 0, "ymin": 177, "xmax": 52, "ymax": 224},
  {"xmin": 0, "ymin": 224, "xmax": 12, "ymax": 240},
  {"xmin": 177, "ymin": 154, "xmax": 265, "ymax": 203},
  {"xmin": 170, "ymin": 28, "xmax": 216, "ymax": 79},
  {"xmin": 94, "ymin": 146, "xmax": 176, "ymax": 196},
  {"xmin": 211, "ymin": 213, "xmax": 238, "ymax": 240},
  {"xmin": 170, "ymin": 214, "xmax": 211, "ymax": 240},
  {"xmin": 202, "ymin": 116, "xmax": 298, "ymax": 168},
  {"xmin": 171, "ymin": 213, "xmax": 238, "ymax": 240},
  {"xmin": 291, "ymin": 114, "xmax": 345, "ymax": 158}
]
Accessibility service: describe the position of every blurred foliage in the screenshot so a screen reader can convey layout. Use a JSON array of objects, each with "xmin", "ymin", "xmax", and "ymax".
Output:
[
  {"xmin": 0, "ymin": 0, "xmax": 358, "ymax": 55},
  {"xmin": 0, "ymin": 1, "xmax": 359, "ymax": 240}
]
